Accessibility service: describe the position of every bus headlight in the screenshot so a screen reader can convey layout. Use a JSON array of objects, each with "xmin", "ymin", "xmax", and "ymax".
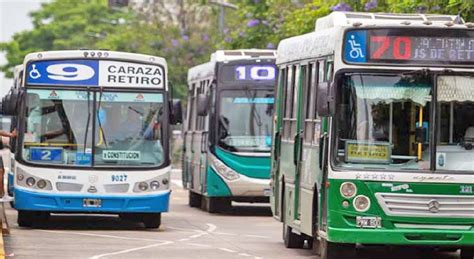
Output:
[
  {"xmin": 26, "ymin": 177, "xmax": 36, "ymax": 187},
  {"xmin": 353, "ymin": 195, "xmax": 371, "ymax": 212},
  {"xmin": 210, "ymin": 154, "xmax": 240, "ymax": 181},
  {"xmin": 340, "ymin": 182, "xmax": 357, "ymax": 198},
  {"xmin": 37, "ymin": 179, "xmax": 47, "ymax": 189},
  {"xmin": 150, "ymin": 181, "xmax": 160, "ymax": 190},
  {"xmin": 138, "ymin": 182, "xmax": 148, "ymax": 191}
]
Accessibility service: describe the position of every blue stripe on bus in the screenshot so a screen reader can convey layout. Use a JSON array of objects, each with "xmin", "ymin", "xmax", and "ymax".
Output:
[{"xmin": 14, "ymin": 188, "xmax": 170, "ymax": 213}]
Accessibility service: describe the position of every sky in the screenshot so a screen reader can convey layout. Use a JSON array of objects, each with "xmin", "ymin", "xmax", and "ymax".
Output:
[{"xmin": 0, "ymin": 0, "xmax": 47, "ymax": 97}]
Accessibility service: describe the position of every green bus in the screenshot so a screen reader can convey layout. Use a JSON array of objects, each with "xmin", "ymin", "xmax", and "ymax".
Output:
[
  {"xmin": 182, "ymin": 49, "xmax": 276, "ymax": 213},
  {"xmin": 271, "ymin": 11, "xmax": 474, "ymax": 258}
]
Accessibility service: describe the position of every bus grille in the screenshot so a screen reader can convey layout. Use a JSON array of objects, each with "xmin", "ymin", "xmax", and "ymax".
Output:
[
  {"xmin": 375, "ymin": 193, "xmax": 474, "ymax": 218},
  {"xmin": 104, "ymin": 184, "xmax": 130, "ymax": 193},
  {"xmin": 56, "ymin": 182, "xmax": 83, "ymax": 192}
]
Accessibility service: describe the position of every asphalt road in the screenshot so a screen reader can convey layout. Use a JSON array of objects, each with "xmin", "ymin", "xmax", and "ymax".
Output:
[{"xmin": 2, "ymin": 169, "xmax": 461, "ymax": 259}]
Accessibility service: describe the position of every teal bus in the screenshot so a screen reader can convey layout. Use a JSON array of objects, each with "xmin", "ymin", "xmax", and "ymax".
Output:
[
  {"xmin": 182, "ymin": 49, "xmax": 276, "ymax": 213},
  {"xmin": 271, "ymin": 12, "xmax": 474, "ymax": 258}
]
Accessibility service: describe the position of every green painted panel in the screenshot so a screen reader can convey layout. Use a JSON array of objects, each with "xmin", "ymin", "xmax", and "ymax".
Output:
[
  {"xmin": 206, "ymin": 167, "xmax": 232, "ymax": 197},
  {"xmin": 215, "ymin": 147, "xmax": 270, "ymax": 179}
]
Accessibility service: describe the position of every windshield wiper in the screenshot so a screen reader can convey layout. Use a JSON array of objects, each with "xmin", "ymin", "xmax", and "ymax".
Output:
[{"xmin": 243, "ymin": 87, "xmax": 263, "ymax": 128}]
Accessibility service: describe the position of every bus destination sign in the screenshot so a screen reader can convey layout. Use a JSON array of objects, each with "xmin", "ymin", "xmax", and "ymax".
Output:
[
  {"xmin": 344, "ymin": 29, "xmax": 474, "ymax": 65},
  {"xmin": 220, "ymin": 64, "xmax": 276, "ymax": 83}
]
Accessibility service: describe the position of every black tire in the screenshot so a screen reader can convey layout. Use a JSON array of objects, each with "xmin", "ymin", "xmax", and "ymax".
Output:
[
  {"xmin": 319, "ymin": 239, "xmax": 355, "ymax": 259},
  {"xmin": 17, "ymin": 210, "xmax": 35, "ymax": 228},
  {"xmin": 283, "ymin": 224, "xmax": 305, "ymax": 248},
  {"xmin": 461, "ymin": 247, "xmax": 474, "ymax": 259},
  {"xmin": 142, "ymin": 213, "xmax": 161, "ymax": 229},
  {"xmin": 119, "ymin": 213, "xmax": 139, "ymax": 222},
  {"xmin": 188, "ymin": 191, "xmax": 202, "ymax": 208},
  {"xmin": 201, "ymin": 196, "xmax": 231, "ymax": 213}
]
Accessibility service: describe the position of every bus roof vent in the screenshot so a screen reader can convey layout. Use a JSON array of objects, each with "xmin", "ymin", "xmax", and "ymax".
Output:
[{"xmin": 315, "ymin": 11, "xmax": 463, "ymax": 30}]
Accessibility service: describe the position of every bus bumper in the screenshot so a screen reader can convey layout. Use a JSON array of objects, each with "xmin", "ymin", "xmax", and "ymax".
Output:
[
  {"xmin": 13, "ymin": 188, "xmax": 171, "ymax": 213},
  {"xmin": 327, "ymin": 226, "xmax": 474, "ymax": 246},
  {"xmin": 208, "ymin": 167, "xmax": 270, "ymax": 198}
]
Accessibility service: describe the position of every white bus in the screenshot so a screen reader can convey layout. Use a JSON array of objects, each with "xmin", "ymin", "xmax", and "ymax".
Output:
[{"xmin": 2, "ymin": 50, "xmax": 182, "ymax": 228}]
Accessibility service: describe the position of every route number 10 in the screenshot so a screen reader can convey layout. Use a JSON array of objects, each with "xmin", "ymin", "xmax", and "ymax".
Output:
[
  {"xmin": 371, "ymin": 36, "xmax": 412, "ymax": 60},
  {"xmin": 236, "ymin": 66, "xmax": 275, "ymax": 80}
]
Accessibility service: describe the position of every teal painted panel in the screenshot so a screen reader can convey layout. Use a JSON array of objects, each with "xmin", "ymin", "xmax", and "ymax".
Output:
[
  {"xmin": 215, "ymin": 147, "xmax": 270, "ymax": 179},
  {"xmin": 206, "ymin": 167, "xmax": 232, "ymax": 197}
]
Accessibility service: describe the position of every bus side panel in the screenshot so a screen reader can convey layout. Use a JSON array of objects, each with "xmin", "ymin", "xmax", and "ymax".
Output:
[
  {"xmin": 205, "ymin": 167, "xmax": 232, "ymax": 197},
  {"xmin": 280, "ymin": 141, "xmax": 297, "ymax": 226},
  {"xmin": 183, "ymin": 131, "xmax": 194, "ymax": 190},
  {"xmin": 299, "ymin": 146, "xmax": 321, "ymax": 236}
]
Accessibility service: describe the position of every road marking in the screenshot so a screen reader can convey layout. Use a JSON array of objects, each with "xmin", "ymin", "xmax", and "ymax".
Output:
[
  {"xmin": 214, "ymin": 231, "xmax": 269, "ymax": 239},
  {"xmin": 243, "ymin": 234, "xmax": 269, "ymax": 239},
  {"xmin": 238, "ymin": 253, "xmax": 252, "ymax": 257},
  {"xmin": 171, "ymin": 179, "xmax": 183, "ymax": 188},
  {"xmin": 38, "ymin": 230, "xmax": 164, "ymax": 242},
  {"xmin": 89, "ymin": 241, "xmax": 173, "ymax": 259},
  {"xmin": 178, "ymin": 238, "xmax": 190, "ymax": 242},
  {"xmin": 214, "ymin": 231, "xmax": 237, "ymax": 236},
  {"xmin": 187, "ymin": 243, "xmax": 212, "ymax": 248},
  {"xmin": 219, "ymin": 248, "xmax": 237, "ymax": 253}
]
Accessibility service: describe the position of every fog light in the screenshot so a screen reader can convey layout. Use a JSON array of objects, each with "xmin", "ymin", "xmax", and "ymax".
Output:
[
  {"xmin": 37, "ymin": 179, "xmax": 47, "ymax": 189},
  {"xmin": 17, "ymin": 174, "xmax": 24, "ymax": 181},
  {"xmin": 353, "ymin": 195, "xmax": 371, "ymax": 212},
  {"xmin": 26, "ymin": 177, "xmax": 36, "ymax": 187},
  {"xmin": 162, "ymin": 178, "xmax": 169, "ymax": 185},
  {"xmin": 340, "ymin": 182, "xmax": 357, "ymax": 198},
  {"xmin": 150, "ymin": 181, "xmax": 160, "ymax": 190},
  {"xmin": 138, "ymin": 182, "xmax": 148, "ymax": 191},
  {"xmin": 342, "ymin": 200, "xmax": 350, "ymax": 208}
]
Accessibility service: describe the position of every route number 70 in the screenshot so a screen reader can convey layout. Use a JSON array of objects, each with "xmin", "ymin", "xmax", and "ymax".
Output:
[{"xmin": 370, "ymin": 36, "xmax": 412, "ymax": 60}]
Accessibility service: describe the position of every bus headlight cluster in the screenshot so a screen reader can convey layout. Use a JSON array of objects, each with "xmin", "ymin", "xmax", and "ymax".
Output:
[
  {"xmin": 133, "ymin": 173, "xmax": 170, "ymax": 193},
  {"xmin": 340, "ymin": 182, "xmax": 357, "ymax": 198},
  {"xmin": 16, "ymin": 167, "xmax": 52, "ymax": 190},
  {"xmin": 209, "ymin": 154, "xmax": 240, "ymax": 181},
  {"xmin": 353, "ymin": 195, "xmax": 371, "ymax": 212}
]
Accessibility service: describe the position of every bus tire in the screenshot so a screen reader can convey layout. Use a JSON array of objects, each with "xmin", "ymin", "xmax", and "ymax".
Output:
[
  {"xmin": 142, "ymin": 213, "xmax": 161, "ymax": 229},
  {"xmin": 188, "ymin": 191, "xmax": 202, "ymax": 208},
  {"xmin": 460, "ymin": 247, "xmax": 474, "ymax": 259},
  {"xmin": 283, "ymin": 224, "xmax": 305, "ymax": 249},
  {"xmin": 319, "ymin": 239, "xmax": 354, "ymax": 259},
  {"xmin": 17, "ymin": 210, "xmax": 35, "ymax": 228},
  {"xmin": 202, "ymin": 197, "xmax": 230, "ymax": 213}
]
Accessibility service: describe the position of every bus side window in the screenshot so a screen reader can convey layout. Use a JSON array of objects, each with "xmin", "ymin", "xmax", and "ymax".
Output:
[
  {"xmin": 304, "ymin": 62, "xmax": 316, "ymax": 143},
  {"xmin": 283, "ymin": 66, "xmax": 293, "ymax": 140},
  {"xmin": 289, "ymin": 65, "xmax": 299, "ymax": 139}
]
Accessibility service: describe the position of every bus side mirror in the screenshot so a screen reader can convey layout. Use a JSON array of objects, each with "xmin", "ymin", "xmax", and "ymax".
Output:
[
  {"xmin": 170, "ymin": 99, "xmax": 183, "ymax": 125},
  {"xmin": 197, "ymin": 93, "xmax": 209, "ymax": 116},
  {"xmin": 317, "ymin": 82, "xmax": 335, "ymax": 117},
  {"xmin": 1, "ymin": 89, "xmax": 20, "ymax": 116}
]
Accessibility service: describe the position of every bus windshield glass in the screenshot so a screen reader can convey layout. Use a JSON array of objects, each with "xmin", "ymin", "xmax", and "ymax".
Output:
[
  {"xmin": 95, "ymin": 92, "xmax": 165, "ymax": 167},
  {"xmin": 335, "ymin": 73, "xmax": 432, "ymax": 170},
  {"xmin": 21, "ymin": 90, "xmax": 165, "ymax": 167},
  {"xmin": 22, "ymin": 89, "xmax": 93, "ymax": 166},
  {"xmin": 218, "ymin": 89, "xmax": 274, "ymax": 153}
]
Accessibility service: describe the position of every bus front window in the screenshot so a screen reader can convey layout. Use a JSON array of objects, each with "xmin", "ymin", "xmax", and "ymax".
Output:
[
  {"xmin": 436, "ymin": 75, "xmax": 474, "ymax": 172},
  {"xmin": 335, "ymin": 73, "xmax": 432, "ymax": 170},
  {"xmin": 22, "ymin": 89, "xmax": 93, "ymax": 166},
  {"xmin": 218, "ymin": 89, "xmax": 274, "ymax": 153},
  {"xmin": 94, "ymin": 92, "xmax": 165, "ymax": 167}
]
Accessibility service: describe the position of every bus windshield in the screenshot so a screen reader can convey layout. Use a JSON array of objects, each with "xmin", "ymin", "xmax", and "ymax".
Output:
[
  {"xmin": 335, "ymin": 73, "xmax": 432, "ymax": 171},
  {"xmin": 95, "ymin": 92, "xmax": 164, "ymax": 167},
  {"xmin": 218, "ymin": 89, "xmax": 274, "ymax": 153},
  {"xmin": 22, "ymin": 89, "xmax": 165, "ymax": 167}
]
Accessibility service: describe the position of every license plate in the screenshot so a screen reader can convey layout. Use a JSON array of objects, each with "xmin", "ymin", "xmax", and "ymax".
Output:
[
  {"xmin": 263, "ymin": 188, "xmax": 271, "ymax": 197},
  {"xmin": 83, "ymin": 198, "xmax": 102, "ymax": 208},
  {"xmin": 356, "ymin": 216, "xmax": 382, "ymax": 228}
]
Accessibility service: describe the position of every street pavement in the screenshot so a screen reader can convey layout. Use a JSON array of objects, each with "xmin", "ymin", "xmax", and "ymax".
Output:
[{"xmin": 2, "ymin": 169, "xmax": 460, "ymax": 259}]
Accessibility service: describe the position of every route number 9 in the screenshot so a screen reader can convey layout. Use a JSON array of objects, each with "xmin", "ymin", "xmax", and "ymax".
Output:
[
  {"xmin": 236, "ymin": 66, "xmax": 275, "ymax": 80},
  {"xmin": 46, "ymin": 64, "xmax": 95, "ymax": 81}
]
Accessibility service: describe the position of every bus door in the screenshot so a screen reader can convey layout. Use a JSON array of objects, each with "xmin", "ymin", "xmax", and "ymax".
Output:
[
  {"xmin": 184, "ymin": 84, "xmax": 197, "ymax": 190},
  {"xmin": 271, "ymin": 70, "xmax": 285, "ymax": 219}
]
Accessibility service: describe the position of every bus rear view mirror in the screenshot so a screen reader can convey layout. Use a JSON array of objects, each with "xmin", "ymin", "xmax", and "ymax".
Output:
[
  {"xmin": 415, "ymin": 127, "xmax": 426, "ymax": 143},
  {"xmin": 317, "ymin": 82, "xmax": 335, "ymax": 117},
  {"xmin": 170, "ymin": 99, "xmax": 183, "ymax": 125},
  {"xmin": 1, "ymin": 88, "xmax": 21, "ymax": 116},
  {"xmin": 197, "ymin": 93, "xmax": 209, "ymax": 116}
]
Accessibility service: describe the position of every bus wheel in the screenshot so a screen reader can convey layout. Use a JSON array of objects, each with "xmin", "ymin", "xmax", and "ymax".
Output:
[
  {"xmin": 142, "ymin": 213, "xmax": 161, "ymax": 229},
  {"xmin": 188, "ymin": 191, "xmax": 202, "ymax": 208},
  {"xmin": 319, "ymin": 239, "xmax": 354, "ymax": 259},
  {"xmin": 202, "ymin": 197, "xmax": 231, "ymax": 213},
  {"xmin": 283, "ymin": 224, "xmax": 305, "ymax": 248},
  {"xmin": 460, "ymin": 247, "xmax": 474, "ymax": 259},
  {"xmin": 17, "ymin": 210, "xmax": 35, "ymax": 228}
]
